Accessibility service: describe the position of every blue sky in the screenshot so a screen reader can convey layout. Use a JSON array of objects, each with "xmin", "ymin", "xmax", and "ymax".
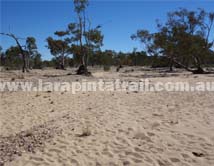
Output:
[{"xmin": 1, "ymin": 0, "xmax": 214, "ymax": 60}]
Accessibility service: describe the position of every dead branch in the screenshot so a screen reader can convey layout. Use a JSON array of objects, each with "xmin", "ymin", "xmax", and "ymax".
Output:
[{"xmin": 0, "ymin": 32, "xmax": 28, "ymax": 72}]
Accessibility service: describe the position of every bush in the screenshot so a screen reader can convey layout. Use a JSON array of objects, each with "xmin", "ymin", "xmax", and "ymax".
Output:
[{"xmin": 103, "ymin": 65, "xmax": 110, "ymax": 71}]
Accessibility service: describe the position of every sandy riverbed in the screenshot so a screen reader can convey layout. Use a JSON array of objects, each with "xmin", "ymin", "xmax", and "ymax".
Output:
[{"xmin": 0, "ymin": 67, "xmax": 214, "ymax": 166}]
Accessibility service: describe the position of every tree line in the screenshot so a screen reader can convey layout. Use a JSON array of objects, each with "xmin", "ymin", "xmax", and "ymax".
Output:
[
  {"xmin": 132, "ymin": 8, "xmax": 214, "ymax": 73},
  {"xmin": 0, "ymin": 0, "xmax": 214, "ymax": 74}
]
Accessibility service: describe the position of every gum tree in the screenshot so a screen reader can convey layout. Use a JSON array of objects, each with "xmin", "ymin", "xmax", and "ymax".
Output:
[
  {"xmin": 26, "ymin": 37, "xmax": 37, "ymax": 69},
  {"xmin": 57, "ymin": 0, "xmax": 103, "ymax": 75},
  {"xmin": 132, "ymin": 8, "xmax": 214, "ymax": 74},
  {"xmin": 46, "ymin": 0, "xmax": 103, "ymax": 74},
  {"xmin": 46, "ymin": 31, "xmax": 70, "ymax": 70}
]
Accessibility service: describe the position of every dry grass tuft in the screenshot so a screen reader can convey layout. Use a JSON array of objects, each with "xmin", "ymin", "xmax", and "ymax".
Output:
[
  {"xmin": 17, "ymin": 75, "xmax": 25, "ymax": 79},
  {"xmin": 78, "ymin": 126, "xmax": 91, "ymax": 137},
  {"xmin": 11, "ymin": 77, "xmax": 15, "ymax": 81}
]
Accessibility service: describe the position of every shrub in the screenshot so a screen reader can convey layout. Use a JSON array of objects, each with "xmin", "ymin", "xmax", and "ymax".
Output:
[{"xmin": 103, "ymin": 65, "xmax": 110, "ymax": 71}]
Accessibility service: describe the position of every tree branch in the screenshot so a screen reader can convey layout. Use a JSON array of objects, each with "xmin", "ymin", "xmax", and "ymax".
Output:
[{"xmin": 0, "ymin": 32, "xmax": 28, "ymax": 72}]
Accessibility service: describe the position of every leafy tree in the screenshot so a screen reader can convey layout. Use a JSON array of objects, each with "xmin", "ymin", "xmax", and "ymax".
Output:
[
  {"xmin": 56, "ymin": 0, "xmax": 104, "ymax": 74},
  {"xmin": 102, "ymin": 50, "xmax": 114, "ymax": 66},
  {"xmin": 26, "ymin": 37, "xmax": 38, "ymax": 69},
  {"xmin": 132, "ymin": 8, "xmax": 214, "ymax": 74},
  {"xmin": 32, "ymin": 52, "xmax": 43, "ymax": 69},
  {"xmin": 0, "ymin": 33, "xmax": 28, "ymax": 72},
  {"xmin": 4, "ymin": 46, "xmax": 23, "ymax": 69},
  {"xmin": 46, "ymin": 0, "xmax": 103, "ymax": 73},
  {"xmin": 46, "ymin": 33, "xmax": 70, "ymax": 69},
  {"xmin": 42, "ymin": 59, "xmax": 56, "ymax": 68},
  {"xmin": 0, "ymin": 33, "xmax": 40, "ymax": 72},
  {"xmin": 130, "ymin": 48, "xmax": 137, "ymax": 66},
  {"xmin": 66, "ymin": 57, "xmax": 75, "ymax": 67}
]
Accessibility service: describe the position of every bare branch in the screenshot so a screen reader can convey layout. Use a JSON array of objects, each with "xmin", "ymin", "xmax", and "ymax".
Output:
[{"xmin": 0, "ymin": 32, "xmax": 28, "ymax": 72}]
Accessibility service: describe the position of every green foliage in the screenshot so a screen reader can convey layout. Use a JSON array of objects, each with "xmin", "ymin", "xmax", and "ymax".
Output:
[
  {"xmin": 26, "ymin": 37, "xmax": 37, "ymax": 54},
  {"xmin": 132, "ymin": 8, "xmax": 214, "ymax": 72},
  {"xmin": 26, "ymin": 37, "xmax": 39, "ymax": 69},
  {"xmin": 150, "ymin": 56, "xmax": 169, "ymax": 68},
  {"xmin": 68, "ymin": 0, "xmax": 103, "ymax": 67},
  {"xmin": 2, "ymin": 7, "xmax": 214, "ymax": 71},
  {"xmin": 103, "ymin": 65, "xmax": 110, "ymax": 71},
  {"xmin": 4, "ymin": 46, "xmax": 23, "ymax": 70},
  {"xmin": 74, "ymin": 0, "xmax": 89, "ymax": 14},
  {"xmin": 101, "ymin": 50, "xmax": 114, "ymax": 66},
  {"xmin": 84, "ymin": 28, "xmax": 104, "ymax": 48},
  {"xmin": 32, "ymin": 53, "xmax": 43, "ymax": 69},
  {"xmin": 46, "ymin": 37, "xmax": 70, "ymax": 56},
  {"xmin": 46, "ymin": 0, "xmax": 103, "ymax": 71},
  {"xmin": 46, "ymin": 36, "xmax": 71, "ymax": 69},
  {"xmin": 67, "ymin": 57, "xmax": 75, "ymax": 67}
]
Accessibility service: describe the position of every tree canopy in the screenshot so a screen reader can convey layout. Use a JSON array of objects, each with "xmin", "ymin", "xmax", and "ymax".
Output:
[{"xmin": 132, "ymin": 8, "xmax": 214, "ymax": 73}]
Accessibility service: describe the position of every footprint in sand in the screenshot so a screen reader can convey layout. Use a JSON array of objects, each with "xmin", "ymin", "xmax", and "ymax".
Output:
[
  {"xmin": 69, "ymin": 158, "xmax": 80, "ymax": 166},
  {"xmin": 133, "ymin": 132, "xmax": 152, "ymax": 142}
]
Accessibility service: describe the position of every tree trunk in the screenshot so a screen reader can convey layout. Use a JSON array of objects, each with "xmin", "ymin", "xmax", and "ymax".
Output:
[
  {"xmin": 172, "ymin": 58, "xmax": 208, "ymax": 74},
  {"xmin": 22, "ymin": 53, "xmax": 27, "ymax": 72},
  {"xmin": 192, "ymin": 67, "xmax": 205, "ymax": 74},
  {"xmin": 60, "ymin": 52, "xmax": 65, "ymax": 70},
  {"xmin": 76, "ymin": 64, "xmax": 91, "ymax": 76},
  {"xmin": 26, "ymin": 54, "xmax": 31, "ymax": 70},
  {"xmin": 75, "ymin": 13, "xmax": 90, "ymax": 75},
  {"xmin": 169, "ymin": 59, "xmax": 173, "ymax": 72}
]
